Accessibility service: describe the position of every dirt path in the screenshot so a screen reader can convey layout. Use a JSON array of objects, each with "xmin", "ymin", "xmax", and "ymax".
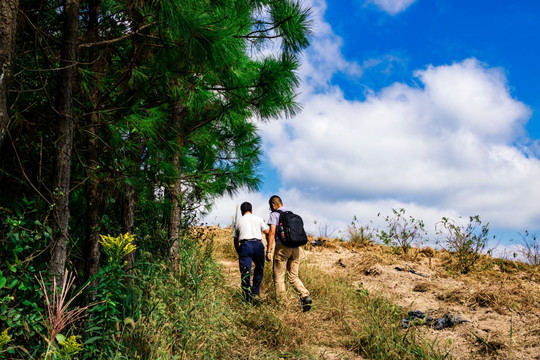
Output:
[
  {"xmin": 213, "ymin": 233, "xmax": 364, "ymax": 360},
  {"xmin": 209, "ymin": 227, "xmax": 540, "ymax": 359}
]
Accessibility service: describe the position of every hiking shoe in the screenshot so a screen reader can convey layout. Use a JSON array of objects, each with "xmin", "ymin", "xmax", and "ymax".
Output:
[{"xmin": 300, "ymin": 295, "xmax": 312, "ymax": 312}]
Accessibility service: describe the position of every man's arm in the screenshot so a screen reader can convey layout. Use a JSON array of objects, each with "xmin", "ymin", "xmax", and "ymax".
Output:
[
  {"xmin": 234, "ymin": 236, "xmax": 240, "ymax": 255},
  {"xmin": 266, "ymin": 224, "xmax": 276, "ymax": 262}
]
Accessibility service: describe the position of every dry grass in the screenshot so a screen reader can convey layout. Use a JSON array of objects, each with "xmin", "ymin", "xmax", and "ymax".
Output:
[
  {"xmin": 347, "ymin": 236, "xmax": 540, "ymax": 314},
  {"xmin": 209, "ymin": 227, "xmax": 450, "ymax": 359},
  {"xmin": 413, "ymin": 281, "xmax": 439, "ymax": 293},
  {"xmin": 200, "ymin": 225, "xmax": 540, "ymax": 360},
  {"xmin": 252, "ymin": 229, "xmax": 539, "ymax": 317}
]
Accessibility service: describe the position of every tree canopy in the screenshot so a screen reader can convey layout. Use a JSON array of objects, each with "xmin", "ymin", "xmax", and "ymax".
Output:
[{"xmin": 0, "ymin": 0, "xmax": 311, "ymax": 286}]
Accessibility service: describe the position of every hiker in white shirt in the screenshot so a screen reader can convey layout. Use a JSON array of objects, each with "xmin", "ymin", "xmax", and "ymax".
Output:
[{"xmin": 233, "ymin": 202, "xmax": 269, "ymax": 301}]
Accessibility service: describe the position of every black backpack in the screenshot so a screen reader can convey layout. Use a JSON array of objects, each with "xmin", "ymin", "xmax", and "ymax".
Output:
[{"xmin": 275, "ymin": 210, "xmax": 308, "ymax": 248}]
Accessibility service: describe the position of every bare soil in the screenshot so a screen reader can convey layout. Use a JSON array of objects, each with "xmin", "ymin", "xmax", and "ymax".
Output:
[{"xmin": 208, "ymin": 227, "xmax": 540, "ymax": 360}]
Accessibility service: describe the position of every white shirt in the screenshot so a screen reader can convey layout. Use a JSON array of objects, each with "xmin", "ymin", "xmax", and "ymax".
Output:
[{"xmin": 233, "ymin": 213, "xmax": 269, "ymax": 240}]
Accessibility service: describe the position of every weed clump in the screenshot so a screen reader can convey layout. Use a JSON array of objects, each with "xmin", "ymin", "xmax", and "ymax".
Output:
[
  {"xmin": 436, "ymin": 215, "xmax": 494, "ymax": 273},
  {"xmin": 347, "ymin": 216, "xmax": 376, "ymax": 247},
  {"xmin": 378, "ymin": 208, "xmax": 427, "ymax": 256}
]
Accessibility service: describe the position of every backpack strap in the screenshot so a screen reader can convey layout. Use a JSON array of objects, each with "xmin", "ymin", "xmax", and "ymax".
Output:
[
  {"xmin": 273, "ymin": 209, "xmax": 291, "ymax": 225},
  {"xmin": 273, "ymin": 209, "xmax": 285, "ymax": 221}
]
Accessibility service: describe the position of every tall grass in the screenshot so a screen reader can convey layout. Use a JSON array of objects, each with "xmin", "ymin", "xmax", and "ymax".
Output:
[
  {"xmin": 96, "ymin": 229, "xmax": 452, "ymax": 359},
  {"xmin": 116, "ymin": 239, "xmax": 238, "ymax": 359}
]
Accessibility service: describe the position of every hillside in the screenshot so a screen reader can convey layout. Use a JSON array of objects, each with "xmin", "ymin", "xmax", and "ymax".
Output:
[{"xmin": 208, "ymin": 226, "xmax": 540, "ymax": 359}]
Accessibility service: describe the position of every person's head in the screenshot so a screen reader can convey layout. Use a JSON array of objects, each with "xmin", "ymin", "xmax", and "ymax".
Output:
[
  {"xmin": 240, "ymin": 202, "xmax": 252, "ymax": 215},
  {"xmin": 269, "ymin": 195, "xmax": 283, "ymax": 211}
]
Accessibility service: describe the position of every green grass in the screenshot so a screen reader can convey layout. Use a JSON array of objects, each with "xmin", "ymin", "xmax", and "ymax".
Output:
[{"xmin": 107, "ymin": 234, "xmax": 452, "ymax": 359}]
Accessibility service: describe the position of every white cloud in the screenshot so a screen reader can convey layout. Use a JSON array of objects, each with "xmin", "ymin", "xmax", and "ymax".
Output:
[
  {"xmin": 258, "ymin": 57, "xmax": 540, "ymax": 232},
  {"xmin": 204, "ymin": 0, "xmax": 540, "ymax": 242},
  {"xmin": 297, "ymin": 0, "xmax": 363, "ymax": 90},
  {"xmin": 201, "ymin": 191, "xmax": 270, "ymax": 229},
  {"xmin": 367, "ymin": 0, "xmax": 418, "ymax": 15}
]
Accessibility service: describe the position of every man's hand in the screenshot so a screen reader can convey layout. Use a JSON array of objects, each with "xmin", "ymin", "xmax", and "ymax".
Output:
[{"xmin": 266, "ymin": 224, "xmax": 276, "ymax": 262}]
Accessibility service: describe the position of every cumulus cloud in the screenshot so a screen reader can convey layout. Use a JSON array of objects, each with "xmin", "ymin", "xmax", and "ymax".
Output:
[
  {"xmin": 260, "ymin": 57, "xmax": 540, "ymax": 231},
  {"xmin": 205, "ymin": 0, "xmax": 540, "ymax": 240},
  {"xmin": 366, "ymin": 0, "xmax": 418, "ymax": 15}
]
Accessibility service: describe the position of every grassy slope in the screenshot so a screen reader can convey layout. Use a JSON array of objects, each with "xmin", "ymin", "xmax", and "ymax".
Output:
[
  {"xmin": 129, "ymin": 226, "xmax": 539, "ymax": 359},
  {"xmin": 208, "ymin": 227, "xmax": 448, "ymax": 360}
]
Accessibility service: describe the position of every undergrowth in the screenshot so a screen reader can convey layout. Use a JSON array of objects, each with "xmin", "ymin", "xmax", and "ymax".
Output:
[{"xmin": 106, "ymin": 239, "xmax": 239, "ymax": 359}]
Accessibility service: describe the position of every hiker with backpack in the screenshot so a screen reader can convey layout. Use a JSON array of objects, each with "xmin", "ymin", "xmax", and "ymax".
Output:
[
  {"xmin": 266, "ymin": 195, "xmax": 312, "ymax": 311},
  {"xmin": 233, "ymin": 202, "xmax": 270, "ymax": 302}
]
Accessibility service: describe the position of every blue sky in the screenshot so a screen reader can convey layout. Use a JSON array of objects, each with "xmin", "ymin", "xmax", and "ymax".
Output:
[
  {"xmin": 206, "ymin": 0, "xmax": 540, "ymax": 253},
  {"xmin": 325, "ymin": 0, "xmax": 540, "ymax": 136}
]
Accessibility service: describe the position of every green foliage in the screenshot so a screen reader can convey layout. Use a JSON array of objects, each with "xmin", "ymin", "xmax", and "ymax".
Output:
[
  {"xmin": 57, "ymin": 335, "xmax": 84, "ymax": 359},
  {"xmin": 0, "ymin": 328, "xmax": 12, "ymax": 356},
  {"xmin": 377, "ymin": 208, "xmax": 427, "ymax": 255},
  {"xmin": 435, "ymin": 215, "xmax": 494, "ymax": 273},
  {"xmin": 99, "ymin": 234, "xmax": 137, "ymax": 264},
  {"xmin": 0, "ymin": 201, "xmax": 49, "ymax": 357},
  {"xmin": 100, "ymin": 238, "xmax": 238, "ymax": 359},
  {"xmin": 84, "ymin": 234, "xmax": 139, "ymax": 358},
  {"xmin": 2, "ymin": 0, "xmax": 313, "ymax": 357}
]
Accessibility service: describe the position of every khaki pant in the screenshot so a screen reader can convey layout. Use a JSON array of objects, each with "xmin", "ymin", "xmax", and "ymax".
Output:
[{"xmin": 273, "ymin": 243, "xmax": 309, "ymax": 299}]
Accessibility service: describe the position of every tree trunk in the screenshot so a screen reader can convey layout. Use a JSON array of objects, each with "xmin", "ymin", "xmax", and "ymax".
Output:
[
  {"xmin": 121, "ymin": 2, "xmax": 145, "ymax": 267},
  {"xmin": 84, "ymin": 111, "xmax": 102, "ymax": 282},
  {"xmin": 0, "ymin": 0, "xmax": 18, "ymax": 152},
  {"xmin": 50, "ymin": 0, "xmax": 80, "ymax": 278},
  {"xmin": 83, "ymin": 0, "xmax": 103, "ymax": 283},
  {"xmin": 122, "ymin": 184, "xmax": 136, "ymax": 266},
  {"xmin": 167, "ymin": 99, "xmax": 185, "ymax": 247}
]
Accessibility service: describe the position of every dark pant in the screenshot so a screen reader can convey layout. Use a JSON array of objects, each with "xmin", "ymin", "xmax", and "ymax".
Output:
[{"xmin": 238, "ymin": 240, "xmax": 265, "ymax": 299}]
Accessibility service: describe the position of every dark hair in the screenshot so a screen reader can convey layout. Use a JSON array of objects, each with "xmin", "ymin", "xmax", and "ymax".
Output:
[
  {"xmin": 269, "ymin": 195, "xmax": 282, "ymax": 207},
  {"xmin": 240, "ymin": 202, "xmax": 252, "ymax": 214}
]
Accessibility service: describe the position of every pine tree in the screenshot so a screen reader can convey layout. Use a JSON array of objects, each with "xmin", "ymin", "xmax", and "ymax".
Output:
[
  {"xmin": 50, "ymin": 0, "xmax": 81, "ymax": 278},
  {"xmin": 0, "ymin": 0, "xmax": 18, "ymax": 151},
  {"xmin": 0, "ymin": 0, "xmax": 312, "ymax": 276}
]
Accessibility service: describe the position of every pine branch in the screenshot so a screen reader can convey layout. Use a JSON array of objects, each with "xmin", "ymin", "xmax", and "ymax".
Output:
[
  {"xmin": 238, "ymin": 14, "xmax": 295, "ymax": 38},
  {"xmin": 79, "ymin": 22, "xmax": 156, "ymax": 48}
]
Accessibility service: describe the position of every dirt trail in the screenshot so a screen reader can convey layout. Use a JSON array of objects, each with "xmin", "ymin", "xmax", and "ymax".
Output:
[
  {"xmin": 209, "ymin": 227, "xmax": 540, "ymax": 360},
  {"xmin": 213, "ymin": 230, "xmax": 364, "ymax": 360}
]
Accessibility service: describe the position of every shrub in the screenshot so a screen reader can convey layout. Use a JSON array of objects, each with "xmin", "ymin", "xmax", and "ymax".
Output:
[
  {"xmin": 37, "ymin": 271, "xmax": 89, "ymax": 359},
  {"xmin": 313, "ymin": 219, "xmax": 339, "ymax": 238},
  {"xmin": 516, "ymin": 230, "xmax": 540, "ymax": 266},
  {"xmin": 347, "ymin": 216, "xmax": 376, "ymax": 246},
  {"xmin": 377, "ymin": 208, "xmax": 427, "ymax": 255},
  {"xmin": 83, "ymin": 233, "xmax": 139, "ymax": 358},
  {"xmin": 435, "ymin": 215, "xmax": 494, "ymax": 273},
  {"xmin": 0, "ymin": 200, "xmax": 50, "ymax": 357}
]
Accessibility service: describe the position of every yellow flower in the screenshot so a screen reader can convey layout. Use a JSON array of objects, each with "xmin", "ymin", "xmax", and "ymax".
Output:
[
  {"xmin": 0, "ymin": 328, "xmax": 11, "ymax": 348},
  {"xmin": 58, "ymin": 335, "xmax": 83, "ymax": 357},
  {"xmin": 99, "ymin": 233, "xmax": 137, "ymax": 263}
]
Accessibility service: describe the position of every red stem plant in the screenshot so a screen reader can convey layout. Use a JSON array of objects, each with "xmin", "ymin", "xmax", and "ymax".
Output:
[{"xmin": 37, "ymin": 270, "xmax": 89, "ymax": 355}]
